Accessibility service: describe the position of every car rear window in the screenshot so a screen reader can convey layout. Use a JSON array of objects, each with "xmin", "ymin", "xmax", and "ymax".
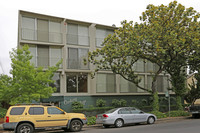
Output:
[
  {"xmin": 29, "ymin": 107, "xmax": 44, "ymax": 115},
  {"xmin": 105, "ymin": 108, "xmax": 118, "ymax": 113},
  {"xmin": 10, "ymin": 107, "xmax": 25, "ymax": 115}
]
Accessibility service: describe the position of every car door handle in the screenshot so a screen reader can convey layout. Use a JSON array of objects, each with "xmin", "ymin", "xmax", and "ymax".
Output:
[{"xmin": 48, "ymin": 116, "xmax": 51, "ymax": 117}]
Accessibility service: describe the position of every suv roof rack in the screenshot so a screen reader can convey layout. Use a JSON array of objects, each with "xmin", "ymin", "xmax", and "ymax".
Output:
[{"xmin": 15, "ymin": 103, "xmax": 54, "ymax": 106}]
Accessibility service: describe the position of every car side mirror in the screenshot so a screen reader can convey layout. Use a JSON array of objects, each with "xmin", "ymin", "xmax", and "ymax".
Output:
[{"xmin": 140, "ymin": 111, "xmax": 144, "ymax": 114}]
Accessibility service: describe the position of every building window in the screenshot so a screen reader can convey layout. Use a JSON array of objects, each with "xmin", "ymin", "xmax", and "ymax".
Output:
[
  {"xmin": 50, "ymin": 46, "xmax": 62, "ymax": 67},
  {"xmin": 133, "ymin": 59, "xmax": 145, "ymax": 72},
  {"xmin": 120, "ymin": 75, "xmax": 145, "ymax": 93},
  {"xmin": 50, "ymin": 73, "xmax": 61, "ymax": 93},
  {"xmin": 96, "ymin": 28, "xmax": 113, "ymax": 47},
  {"xmin": 21, "ymin": 17, "xmax": 62, "ymax": 43},
  {"xmin": 120, "ymin": 77, "xmax": 137, "ymax": 93},
  {"xmin": 147, "ymin": 75, "xmax": 169, "ymax": 92},
  {"xmin": 37, "ymin": 45, "xmax": 49, "ymax": 67},
  {"xmin": 146, "ymin": 61, "xmax": 159, "ymax": 73},
  {"xmin": 66, "ymin": 73, "xmax": 88, "ymax": 93},
  {"xmin": 68, "ymin": 48, "xmax": 89, "ymax": 69},
  {"xmin": 28, "ymin": 45, "xmax": 62, "ymax": 68},
  {"xmin": 22, "ymin": 17, "xmax": 36, "ymax": 40},
  {"xmin": 96, "ymin": 73, "xmax": 116, "ymax": 93},
  {"xmin": 67, "ymin": 23, "xmax": 89, "ymax": 46}
]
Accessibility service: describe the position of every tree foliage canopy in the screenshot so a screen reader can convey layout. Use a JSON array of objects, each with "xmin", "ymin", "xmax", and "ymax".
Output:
[
  {"xmin": 89, "ymin": 1, "xmax": 200, "ymax": 111},
  {"xmin": 0, "ymin": 45, "xmax": 61, "ymax": 107}
]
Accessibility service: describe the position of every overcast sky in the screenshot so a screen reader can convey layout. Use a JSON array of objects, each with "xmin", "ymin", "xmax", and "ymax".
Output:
[{"xmin": 0, "ymin": 0, "xmax": 199, "ymax": 75}]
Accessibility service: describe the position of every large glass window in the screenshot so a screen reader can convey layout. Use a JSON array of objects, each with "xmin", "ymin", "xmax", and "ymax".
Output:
[
  {"xmin": 120, "ymin": 75, "xmax": 145, "ymax": 93},
  {"xmin": 96, "ymin": 28, "xmax": 113, "ymax": 47},
  {"xmin": 21, "ymin": 17, "xmax": 62, "ymax": 43},
  {"xmin": 96, "ymin": 73, "xmax": 116, "ymax": 93},
  {"xmin": 29, "ymin": 45, "xmax": 37, "ymax": 67},
  {"xmin": 49, "ymin": 21, "xmax": 62, "ymax": 43},
  {"xmin": 50, "ymin": 73, "xmax": 61, "ymax": 93},
  {"xmin": 66, "ymin": 73, "xmax": 88, "ymax": 93},
  {"xmin": 67, "ymin": 24, "xmax": 89, "ymax": 46},
  {"xmin": 120, "ymin": 77, "xmax": 137, "ymax": 93},
  {"xmin": 50, "ymin": 46, "xmax": 62, "ymax": 67},
  {"xmin": 68, "ymin": 48, "xmax": 89, "ymax": 69},
  {"xmin": 133, "ymin": 59, "xmax": 145, "ymax": 72},
  {"xmin": 147, "ymin": 75, "xmax": 169, "ymax": 92},
  {"xmin": 37, "ymin": 45, "xmax": 49, "ymax": 67},
  {"xmin": 28, "ymin": 45, "xmax": 62, "ymax": 68},
  {"xmin": 146, "ymin": 61, "xmax": 159, "ymax": 73},
  {"xmin": 37, "ymin": 19, "xmax": 49, "ymax": 42},
  {"xmin": 22, "ymin": 17, "xmax": 36, "ymax": 40}
]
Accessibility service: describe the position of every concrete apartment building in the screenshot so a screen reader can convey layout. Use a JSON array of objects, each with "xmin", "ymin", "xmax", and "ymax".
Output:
[{"xmin": 18, "ymin": 10, "xmax": 170, "ymax": 111}]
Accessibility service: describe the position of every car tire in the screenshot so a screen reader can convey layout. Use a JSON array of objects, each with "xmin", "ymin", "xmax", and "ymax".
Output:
[
  {"xmin": 17, "ymin": 123, "xmax": 34, "ymax": 133},
  {"xmin": 115, "ymin": 119, "xmax": 124, "ymax": 128},
  {"xmin": 70, "ymin": 120, "xmax": 83, "ymax": 132},
  {"xmin": 147, "ymin": 116, "xmax": 155, "ymax": 124},
  {"xmin": 103, "ymin": 124, "xmax": 110, "ymax": 128}
]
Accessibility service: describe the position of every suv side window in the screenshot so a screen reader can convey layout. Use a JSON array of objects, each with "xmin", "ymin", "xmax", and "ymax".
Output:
[
  {"xmin": 29, "ymin": 107, "xmax": 44, "ymax": 115},
  {"xmin": 47, "ymin": 107, "xmax": 64, "ymax": 114},
  {"xmin": 10, "ymin": 107, "xmax": 25, "ymax": 115}
]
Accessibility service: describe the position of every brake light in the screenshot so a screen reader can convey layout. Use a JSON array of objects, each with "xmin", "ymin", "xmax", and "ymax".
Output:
[
  {"xmin": 96, "ymin": 115, "xmax": 97, "ymax": 118},
  {"xmin": 103, "ymin": 114, "xmax": 108, "ymax": 118},
  {"xmin": 6, "ymin": 116, "xmax": 9, "ymax": 123}
]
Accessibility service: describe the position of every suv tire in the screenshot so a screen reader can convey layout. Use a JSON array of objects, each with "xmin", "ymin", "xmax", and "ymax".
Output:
[
  {"xmin": 69, "ymin": 120, "xmax": 82, "ymax": 132},
  {"xmin": 17, "ymin": 123, "xmax": 33, "ymax": 133}
]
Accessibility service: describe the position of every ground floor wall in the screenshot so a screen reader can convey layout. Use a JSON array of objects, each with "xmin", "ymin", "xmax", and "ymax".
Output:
[{"xmin": 41, "ymin": 94, "xmax": 177, "ymax": 112}]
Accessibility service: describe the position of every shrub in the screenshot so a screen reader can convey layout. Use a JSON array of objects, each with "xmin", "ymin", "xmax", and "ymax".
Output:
[
  {"xmin": 71, "ymin": 101, "xmax": 83, "ymax": 110},
  {"xmin": 119, "ymin": 99, "xmax": 127, "ymax": 107},
  {"xmin": 112, "ymin": 99, "xmax": 127, "ymax": 107},
  {"xmin": 149, "ymin": 111, "xmax": 167, "ymax": 119},
  {"xmin": 141, "ymin": 99, "xmax": 148, "ymax": 106},
  {"xmin": 112, "ymin": 99, "xmax": 120, "ymax": 107},
  {"xmin": 132, "ymin": 100, "xmax": 137, "ymax": 106},
  {"xmin": 96, "ymin": 99, "xmax": 106, "ymax": 107},
  {"xmin": 87, "ymin": 116, "xmax": 96, "ymax": 125},
  {"xmin": 166, "ymin": 110, "xmax": 190, "ymax": 117}
]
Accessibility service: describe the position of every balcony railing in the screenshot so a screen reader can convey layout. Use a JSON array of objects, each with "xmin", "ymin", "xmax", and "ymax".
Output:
[
  {"xmin": 68, "ymin": 59, "xmax": 89, "ymax": 70},
  {"xmin": 66, "ymin": 34, "xmax": 89, "ymax": 46},
  {"xmin": 21, "ymin": 28, "xmax": 63, "ymax": 44}
]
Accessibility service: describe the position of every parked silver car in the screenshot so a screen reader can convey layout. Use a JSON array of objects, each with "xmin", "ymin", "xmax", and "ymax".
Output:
[{"xmin": 96, "ymin": 107, "xmax": 157, "ymax": 128}]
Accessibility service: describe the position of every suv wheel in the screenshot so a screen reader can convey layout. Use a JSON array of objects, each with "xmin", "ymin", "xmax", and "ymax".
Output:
[
  {"xmin": 17, "ymin": 123, "xmax": 33, "ymax": 133},
  {"xmin": 70, "ymin": 120, "xmax": 82, "ymax": 132}
]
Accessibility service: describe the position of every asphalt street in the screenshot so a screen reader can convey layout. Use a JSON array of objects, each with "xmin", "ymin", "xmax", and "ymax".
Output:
[{"xmin": 1, "ymin": 117, "xmax": 200, "ymax": 133}]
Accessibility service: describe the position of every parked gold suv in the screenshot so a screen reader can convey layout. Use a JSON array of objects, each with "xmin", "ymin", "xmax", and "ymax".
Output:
[{"xmin": 3, "ymin": 104, "xmax": 87, "ymax": 133}]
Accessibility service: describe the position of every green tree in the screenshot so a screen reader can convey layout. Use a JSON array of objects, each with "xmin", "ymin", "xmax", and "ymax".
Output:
[
  {"xmin": 0, "ymin": 74, "xmax": 12, "ymax": 108},
  {"xmin": 132, "ymin": 0, "xmax": 199, "ymax": 110},
  {"xmin": 0, "ymin": 45, "xmax": 61, "ymax": 108},
  {"xmin": 89, "ymin": 1, "xmax": 200, "ymax": 111}
]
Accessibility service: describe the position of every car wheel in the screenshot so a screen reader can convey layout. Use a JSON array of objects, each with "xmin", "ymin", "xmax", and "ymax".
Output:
[
  {"xmin": 103, "ymin": 124, "xmax": 110, "ymax": 128},
  {"xmin": 147, "ymin": 116, "xmax": 155, "ymax": 124},
  {"xmin": 115, "ymin": 119, "xmax": 124, "ymax": 128},
  {"xmin": 17, "ymin": 123, "xmax": 34, "ymax": 133},
  {"xmin": 70, "ymin": 120, "xmax": 83, "ymax": 132}
]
